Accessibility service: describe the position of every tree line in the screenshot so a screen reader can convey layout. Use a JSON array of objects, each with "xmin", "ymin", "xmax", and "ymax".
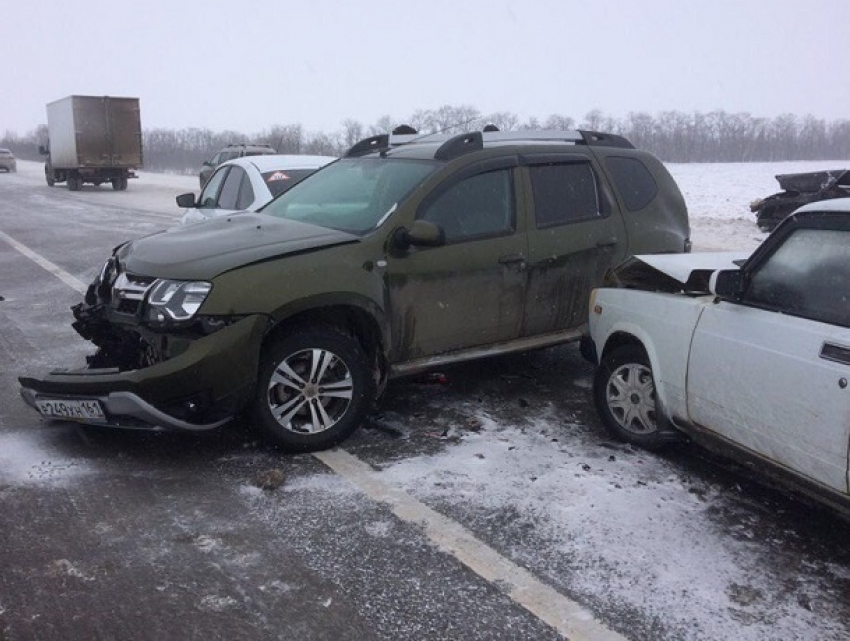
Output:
[{"xmin": 3, "ymin": 106, "xmax": 849, "ymax": 173}]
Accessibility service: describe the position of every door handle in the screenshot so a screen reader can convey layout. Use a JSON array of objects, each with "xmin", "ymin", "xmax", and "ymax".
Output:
[
  {"xmin": 821, "ymin": 342, "xmax": 850, "ymax": 366},
  {"xmin": 596, "ymin": 237, "xmax": 618, "ymax": 248},
  {"xmin": 499, "ymin": 254, "xmax": 526, "ymax": 269}
]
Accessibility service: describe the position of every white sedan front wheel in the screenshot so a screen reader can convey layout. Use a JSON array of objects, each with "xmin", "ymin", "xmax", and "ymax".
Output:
[{"xmin": 594, "ymin": 346, "xmax": 668, "ymax": 449}]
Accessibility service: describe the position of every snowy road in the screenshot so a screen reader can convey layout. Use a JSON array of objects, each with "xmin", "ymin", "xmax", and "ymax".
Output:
[{"xmin": 1, "ymin": 160, "xmax": 848, "ymax": 640}]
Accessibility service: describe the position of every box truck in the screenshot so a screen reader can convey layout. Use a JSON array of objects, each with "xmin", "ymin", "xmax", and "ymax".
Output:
[{"xmin": 40, "ymin": 95, "xmax": 142, "ymax": 191}]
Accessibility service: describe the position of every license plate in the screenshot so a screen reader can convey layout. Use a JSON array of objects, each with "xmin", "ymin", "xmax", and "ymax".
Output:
[{"xmin": 36, "ymin": 399, "xmax": 106, "ymax": 423}]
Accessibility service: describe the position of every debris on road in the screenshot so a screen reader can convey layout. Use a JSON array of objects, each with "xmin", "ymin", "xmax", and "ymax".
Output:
[{"xmin": 250, "ymin": 468, "xmax": 286, "ymax": 491}]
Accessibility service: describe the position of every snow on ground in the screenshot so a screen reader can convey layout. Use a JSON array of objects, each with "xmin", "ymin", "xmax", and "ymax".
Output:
[
  {"xmin": 0, "ymin": 428, "xmax": 93, "ymax": 485},
  {"xmin": 669, "ymin": 160, "xmax": 850, "ymax": 252},
  {"xmin": 376, "ymin": 412, "xmax": 847, "ymax": 640}
]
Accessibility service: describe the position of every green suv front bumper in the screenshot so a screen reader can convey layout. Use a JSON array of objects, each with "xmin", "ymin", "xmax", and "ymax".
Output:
[{"xmin": 19, "ymin": 315, "xmax": 270, "ymax": 431}]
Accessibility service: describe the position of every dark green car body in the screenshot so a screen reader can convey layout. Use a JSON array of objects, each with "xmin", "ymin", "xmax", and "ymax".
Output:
[{"xmin": 20, "ymin": 130, "xmax": 690, "ymax": 450}]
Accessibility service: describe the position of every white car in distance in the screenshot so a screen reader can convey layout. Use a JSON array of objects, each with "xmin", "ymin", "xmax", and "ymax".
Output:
[
  {"xmin": 586, "ymin": 200, "xmax": 850, "ymax": 515},
  {"xmin": 177, "ymin": 154, "xmax": 336, "ymax": 225}
]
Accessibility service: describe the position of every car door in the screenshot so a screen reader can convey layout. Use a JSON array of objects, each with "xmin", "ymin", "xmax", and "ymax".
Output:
[
  {"xmin": 520, "ymin": 154, "xmax": 627, "ymax": 336},
  {"xmin": 687, "ymin": 223, "xmax": 850, "ymax": 494},
  {"xmin": 387, "ymin": 160, "xmax": 528, "ymax": 361}
]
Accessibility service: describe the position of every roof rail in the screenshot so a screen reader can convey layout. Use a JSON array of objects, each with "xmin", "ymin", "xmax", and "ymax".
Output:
[
  {"xmin": 434, "ymin": 132, "xmax": 483, "ymax": 161},
  {"xmin": 344, "ymin": 134, "xmax": 389, "ymax": 157},
  {"xmin": 344, "ymin": 128, "xmax": 635, "ymax": 160},
  {"xmin": 579, "ymin": 130, "xmax": 634, "ymax": 149},
  {"xmin": 481, "ymin": 130, "xmax": 584, "ymax": 144}
]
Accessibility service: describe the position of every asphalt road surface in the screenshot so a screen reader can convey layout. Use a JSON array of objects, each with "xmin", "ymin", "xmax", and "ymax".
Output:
[{"xmin": 1, "ymin": 163, "xmax": 848, "ymax": 641}]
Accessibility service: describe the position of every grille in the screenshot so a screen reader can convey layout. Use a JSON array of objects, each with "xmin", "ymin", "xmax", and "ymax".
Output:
[{"xmin": 111, "ymin": 272, "xmax": 155, "ymax": 315}]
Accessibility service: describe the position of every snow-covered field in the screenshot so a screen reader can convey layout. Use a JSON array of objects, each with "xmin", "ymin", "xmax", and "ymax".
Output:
[{"xmin": 2, "ymin": 158, "xmax": 849, "ymax": 640}]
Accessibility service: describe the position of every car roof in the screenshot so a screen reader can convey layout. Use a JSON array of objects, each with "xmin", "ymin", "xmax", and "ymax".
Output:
[
  {"xmin": 794, "ymin": 197, "xmax": 850, "ymax": 214},
  {"xmin": 220, "ymin": 154, "xmax": 338, "ymax": 172}
]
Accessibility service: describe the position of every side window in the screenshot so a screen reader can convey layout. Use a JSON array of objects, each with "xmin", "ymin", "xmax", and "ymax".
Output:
[
  {"xmin": 745, "ymin": 228, "xmax": 850, "ymax": 327},
  {"xmin": 217, "ymin": 166, "xmax": 244, "ymax": 210},
  {"xmin": 209, "ymin": 153, "xmax": 222, "ymax": 166},
  {"xmin": 529, "ymin": 162, "xmax": 600, "ymax": 227},
  {"xmin": 605, "ymin": 156, "xmax": 658, "ymax": 212},
  {"xmin": 198, "ymin": 167, "xmax": 229, "ymax": 208},
  {"xmin": 419, "ymin": 169, "xmax": 514, "ymax": 243},
  {"xmin": 236, "ymin": 171, "xmax": 255, "ymax": 210}
]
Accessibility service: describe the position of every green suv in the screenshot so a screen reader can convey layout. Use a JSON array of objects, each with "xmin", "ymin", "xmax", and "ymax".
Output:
[{"xmin": 20, "ymin": 129, "xmax": 690, "ymax": 451}]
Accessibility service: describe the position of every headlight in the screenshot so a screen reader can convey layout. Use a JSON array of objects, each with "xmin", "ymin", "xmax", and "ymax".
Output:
[{"xmin": 146, "ymin": 280, "xmax": 212, "ymax": 322}]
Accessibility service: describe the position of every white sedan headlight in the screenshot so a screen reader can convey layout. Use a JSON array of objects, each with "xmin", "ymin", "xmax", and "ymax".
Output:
[{"xmin": 146, "ymin": 280, "xmax": 212, "ymax": 322}]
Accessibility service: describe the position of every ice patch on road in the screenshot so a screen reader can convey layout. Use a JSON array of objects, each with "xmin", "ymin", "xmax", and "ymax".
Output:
[{"xmin": 0, "ymin": 429, "xmax": 93, "ymax": 486}]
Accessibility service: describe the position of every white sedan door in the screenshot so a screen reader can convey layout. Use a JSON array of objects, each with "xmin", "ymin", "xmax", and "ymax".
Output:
[{"xmin": 687, "ymin": 225, "xmax": 850, "ymax": 495}]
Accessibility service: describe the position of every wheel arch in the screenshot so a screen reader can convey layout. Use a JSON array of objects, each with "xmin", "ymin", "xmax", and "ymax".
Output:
[
  {"xmin": 263, "ymin": 295, "xmax": 389, "ymax": 388},
  {"xmin": 599, "ymin": 327, "xmax": 673, "ymax": 416}
]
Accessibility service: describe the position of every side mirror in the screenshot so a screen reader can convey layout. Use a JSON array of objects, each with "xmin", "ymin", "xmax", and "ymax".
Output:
[
  {"xmin": 176, "ymin": 192, "xmax": 197, "ymax": 208},
  {"xmin": 202, "ymin": 160, "xmax": 213, "ymax": 167},
  {"xmin": 393, "ymin": 220, "xmax": 445, "ymax": 250},
  {"xmin": 709, "ymin": 269, "xmax": 743, "ymax": 299},
  {"xmin": 38, "ymin": 145, "xmax": 48, "ymax": 156}
]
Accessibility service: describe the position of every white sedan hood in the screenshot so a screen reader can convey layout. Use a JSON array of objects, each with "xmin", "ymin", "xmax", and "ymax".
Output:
[
  {"xmin": 610, "ymin": 251, "xmax": 750, "ymax": 292},
  {"xmin": 633, "ymin": 252, "xmax": 748, "ymax": 284}
]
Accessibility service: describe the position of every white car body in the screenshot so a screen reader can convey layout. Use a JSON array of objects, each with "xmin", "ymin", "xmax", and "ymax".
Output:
[
  {"xmin": 179, "ymin": 154, "xmax": 336, "ymax": 225},
  {"xmin": 588, "ymin": 202, "xmax": 850, "ymax": 512}
]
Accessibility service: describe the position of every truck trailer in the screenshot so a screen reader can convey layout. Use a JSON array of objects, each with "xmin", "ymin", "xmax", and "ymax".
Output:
[{"xmin": 41, "ymin": 95, "xmax": 142, "ymax": 191}]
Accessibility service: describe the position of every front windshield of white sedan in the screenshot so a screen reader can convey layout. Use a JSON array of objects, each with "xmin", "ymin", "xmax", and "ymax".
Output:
[{"xmin": 260, "ymin": 157, "xmax": 438, "ymax": 234}]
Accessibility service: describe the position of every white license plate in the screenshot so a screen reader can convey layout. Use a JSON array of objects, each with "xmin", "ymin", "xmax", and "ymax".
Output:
[{"xmin": 36, "ymin": 399, "xmax": 106, "ymax": 422}]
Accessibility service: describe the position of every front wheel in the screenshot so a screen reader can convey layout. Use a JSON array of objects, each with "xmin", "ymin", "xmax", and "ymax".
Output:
[
  {"xmin": 593, "ymin": 345, "xmax": 668, "ymax": 449},
  {"xmin": 254, "ymin": 327, "xmax": 375, "ymax": 452},
  {"xmin": 112, "ymin": 176, "xmax": 128, "ymax": 191}
]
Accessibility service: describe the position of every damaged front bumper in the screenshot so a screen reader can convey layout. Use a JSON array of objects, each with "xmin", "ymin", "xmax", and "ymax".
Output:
[{"xmin": 19, "ymin": 314, "xmax": 270, "ymax": 431}]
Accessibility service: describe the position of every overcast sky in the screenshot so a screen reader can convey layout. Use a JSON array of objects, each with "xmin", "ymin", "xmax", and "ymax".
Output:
[{"xmin": 3, "ymin": 0, "xmax": 847, "ymax": 136}]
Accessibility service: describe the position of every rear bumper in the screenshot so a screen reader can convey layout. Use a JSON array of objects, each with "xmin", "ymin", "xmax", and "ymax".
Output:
[{"xmin": 19, "ymin": 314, "xmax": 270, "ymax": 431}]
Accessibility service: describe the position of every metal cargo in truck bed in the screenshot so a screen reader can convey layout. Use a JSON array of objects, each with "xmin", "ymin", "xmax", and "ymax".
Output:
[{"xmin": 46, "ymin": 96, "xmax": 142, "ymax": 169}]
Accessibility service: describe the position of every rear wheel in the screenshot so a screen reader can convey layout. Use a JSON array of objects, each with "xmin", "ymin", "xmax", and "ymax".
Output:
[
  {"xmin": 111, "ymin": 176, "xmax": 128, "ymax": 191},
  {"xmin": 254, "ymin": 327, "xmax": 375, "ymax": 452},
  {"xmin": 594, "ymin": 345, "xmax": 668, "ymax": 449}
]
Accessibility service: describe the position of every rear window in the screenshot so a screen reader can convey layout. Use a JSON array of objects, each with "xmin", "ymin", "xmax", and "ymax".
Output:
[
  {"xmin": 263, "ymin": 169, "xmax": 316, "ymax": 197},
  {"xmin": 529, "ymin": 162, "xmax": 600, "ymax": 227},
  {"xmin": 606, "ymin": 156, "xmax": 658, "ymax": 212}
]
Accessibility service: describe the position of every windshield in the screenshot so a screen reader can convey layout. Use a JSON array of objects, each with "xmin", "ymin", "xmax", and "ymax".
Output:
[{"xmin": 261, "ymin": 157, "xmax": 438, "ymax": 234}]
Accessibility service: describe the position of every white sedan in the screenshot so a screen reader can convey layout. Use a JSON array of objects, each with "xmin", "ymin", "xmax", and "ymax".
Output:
[
  {"xmin": 586, "ymin": 199, "xmax": 850, "ymax": 514},
  {"xmin": 177, "ymin": 154, "xmax": 336, "ymax": 225}
]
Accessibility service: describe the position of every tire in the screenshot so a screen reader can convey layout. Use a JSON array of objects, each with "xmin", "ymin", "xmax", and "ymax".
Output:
[
  {"xmin": 112, "ymin": 176, "xmax": 128, "ymax": 191},
  {"xmin": 254, "ymin": 327, "xmax": 375, "ymax": 451},
  {"xmin": 593, "ymin": 345, "xmax": 668, "ymax": 449},
  {"xmin": 67, "ymin": 174, "xmax": 82, "ymax": 191}
]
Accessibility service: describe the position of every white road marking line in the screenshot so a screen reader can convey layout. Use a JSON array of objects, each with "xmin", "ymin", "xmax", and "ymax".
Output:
[
  {"xmin": 315, "ymin": 448, "xmax": 626, "ymax": 641},
  {"xmin": 3, "ymin": 226, "xmax": 625, "ymax": 639},
  {"xmin": 0, "ymin": 229, "xmax": 87, "ymax": 294}
]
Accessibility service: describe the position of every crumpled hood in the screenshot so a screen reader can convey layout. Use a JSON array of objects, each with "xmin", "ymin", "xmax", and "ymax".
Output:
[
  {"xmin": 610, "ymin": 251, "xmax": 749, "ymax": 293},
  {"xmin": 117, "ymin": 213, "xmax": 358, "ymax": 280}
]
